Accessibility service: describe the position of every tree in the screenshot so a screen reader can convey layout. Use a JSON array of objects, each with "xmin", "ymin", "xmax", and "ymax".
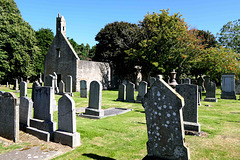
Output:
[
  {"xmin": 126, "ymin": 9, "xmax": 203, "ymax": 79},
  {"xmin": 35, "ymin": 28, "xmax": 54, "ymax": 74},
  {"xmin": 94, "ymin": 21, "xmax": 140, "ymax": 80},
  {"xmin": 218, "ymin": 19, "xmax": 240, "ymax": 53},
  {"xmin": 0, "ymin": 0, "xmax": 40, "ymax": 83},
  {"xmin": 192, "ymin": 29, "xmax": 218, "ymax": 49}
]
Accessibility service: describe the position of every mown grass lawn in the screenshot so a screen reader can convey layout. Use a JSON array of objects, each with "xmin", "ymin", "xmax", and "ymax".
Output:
[{"xmin": 0, "ymin": 85, "xmax": 240, "ymax": 159}]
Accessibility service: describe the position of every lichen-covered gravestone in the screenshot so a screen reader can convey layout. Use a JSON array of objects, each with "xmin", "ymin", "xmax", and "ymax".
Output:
[
  {"xmin": 142, "ymin": 78, "xmax": 190, "ymax": 160},
  {"xmin": 54, "ymin": 94, "xmax": 81, "ymax": 148},
  {"xmin": 116, "ymin": 83, "xmax": 126, "ymax": 101}
]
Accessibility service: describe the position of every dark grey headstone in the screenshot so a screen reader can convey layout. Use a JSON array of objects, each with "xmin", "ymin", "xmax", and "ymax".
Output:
[
  {"xmin": 221, "ymin": 74, "xmax": 236, "ymax": 99},
  {"xmin": 136, "ymin": 81, "xmax": 148, "ymax": 102},
  {"xmin": 126, "ymin": 82, "xmax": 135, "ymax": 102},
  {"xmin": 149, "ymin": 77, "xmax": 156, "ymax": 87},
  {"xmin": 204, "ymin": 81, "xmax": 217, "ymax": 102},
  {"xmin": 20, "ymin": 96, "xmax": 33, "ymax": 129},
  {"xmin": 44, "ymin": 75, "xmax": 54, "ymax": 88},
  {"xmin": 176, "ymin": 84, "xmax": 201, "ymax": 133},
  {"xmin": 116, "ymin": 83, "xmax": 126, "ymax": 101},
  {"xmin": 31, "ymin": 81, "xmax": 40, "ymax": 102},
  {"xmin": 183, "ymin": 78, "xmax": 191, "ymax": 84},
  {"xmin": 80, "ymin": 80, "xmax": 87, "ymax": 98},
  {"xmin": 20, "ymin": 81, "xmax": 27, "ymax": 97},
  {"xmin": 59, "ymin": 80, "xmax": 65, "ymax": 95},
  {"xmin": 0, "ymin": 92, "xmax": 19, "ymax": 142},
  {"xmin": 66, "ymin": 75, "xmax": 72, "ymax": 96},
  {"xmin": 142, "ymin": 79, "xmax": 190, "ymax": 160}
]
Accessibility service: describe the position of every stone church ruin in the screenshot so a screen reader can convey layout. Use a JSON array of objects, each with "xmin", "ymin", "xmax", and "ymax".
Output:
[{"xmin": 44, "ymin": 14, "xmax": 111, "ymax": 92}]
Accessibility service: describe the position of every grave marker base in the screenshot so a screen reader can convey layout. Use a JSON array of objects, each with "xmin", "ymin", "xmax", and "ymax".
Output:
[
  {"xmin": 184, "ymin": 121, "xmax": 201, "ymax": 133},
  {"xmin": 54, "ymin": 131, "xmax": 81, "ymax": 148},
  {"xmin": 204, "ymin": 98, "xmax": 218, "ymax": 102}
]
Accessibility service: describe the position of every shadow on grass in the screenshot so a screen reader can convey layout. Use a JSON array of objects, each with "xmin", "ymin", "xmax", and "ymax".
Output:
[
  {"xmin": 82, "ymin": 153, "xmax": 116, "ymax": 160},
  {"xmin": 134, "ymin": 109, "xmax": 145, "ymax": 114}
]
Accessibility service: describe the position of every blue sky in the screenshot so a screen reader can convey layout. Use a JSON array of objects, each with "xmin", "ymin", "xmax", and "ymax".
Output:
[{"xmin": 15, "ymin": 0, "xmax": 240, "ymax": 47}]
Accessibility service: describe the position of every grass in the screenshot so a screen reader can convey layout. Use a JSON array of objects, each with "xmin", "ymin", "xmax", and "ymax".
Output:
[{"xmin": 0, "ymin": 85, "xmax": 240, "ymax": 159}]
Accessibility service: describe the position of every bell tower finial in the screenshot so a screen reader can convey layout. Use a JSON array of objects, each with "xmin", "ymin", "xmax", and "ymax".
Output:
[{"xmin": 56, "ymin": 13, "xmax": 66, "ymax": 36}]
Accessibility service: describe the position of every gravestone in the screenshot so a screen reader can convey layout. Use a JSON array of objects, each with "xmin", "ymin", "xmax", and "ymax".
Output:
[
  {"xmin": 66, "ymin": 75, "xmax": 73, "ymax": 96},
  {"xmin": 126, "ymin": 82, "xmax": 135, "ymax": 102},
  {"xmin": 198, "ymin": 75, "xmax": 205, "ymax": 91},
  {"xmin": 221, "ymin": 74, "xmax": 236, "ymax": 99},
  {"xmin": 204, "ymin": 81, "xmax": 217, "ymax": 102},
  {"xmin": 116, "ymin": 83, "xmax": 126, "ymax": 101},
  {"xmin": 20, "ymin": 97, "xmax": 33, "ymax": 130},
  {"xmin": 142, "ymin": 78, "xmax": 190, "ymax": 160},
  {"xmin": 176, "ymin": 83, "xmax": 201, "ymax": 133},
  {"xmin": 183, "ymin": 78, "xmax": 191, "ymax": 84},
  {"xmin": 27, "ymin": 86, "xmax": 56, "ymax": 141},
  {"xmin": 15, "ymin": 79, "xmax": 19, "ymax": 91},
  {"xmin": 236, "ymin": 79, "xmax": 240, "ymax": 95},
  {"xmin": 149, "ymin": 77, "xmax": 156, "ymax": 87},
  {"xmin": 59, "ymin": 80, "xmax": 65, "ymax": 95},
  {"xmin": 44, "ymin": 74, "xmax": 54, "ymax": 88},
  {"xmin": 136, "ymin": 81, "xmax": 148, "ymax": 102},
  {"xmin": 83, "ymin": 81, "xmax": 104, "ymax": 118},
  {"xmin": 204, "ymin": 76, "xmax": 210, "ymax": 90},
  {"xmin": 20, "ymin": 81, "xmax": 27, "ymax": 97},
  {"xmin": 54, "ymin": 94, "xmax": 81, "ymax": 148},
  {"xmin": 52, "ymin": 72, "xmax": 59, "ymax": 94},
  {"xmin": 6, "ymin": 82, "xmax": 8, "ymax": 88},
  {"xmin": 0, "ymin": 92, "xmax": 19, "ymax": 142},
  {"xmin": 80, "ymin": 80, "xmax": 88, "ymax": 98},
  {"xmin": 39, "ymin": 73, "xmax": 43, "ymax": 86},
  {"xmin": 31, "ymin": 81, "xmax": 40, "ymax": 102}
]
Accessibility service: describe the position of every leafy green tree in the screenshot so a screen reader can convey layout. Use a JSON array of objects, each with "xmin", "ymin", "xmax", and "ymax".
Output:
[
  {"xmin": 126, "ymin": 9, "xmax": 203, "ymax": 79},
  {"xmin": 218, "ymin": 19, "xmax": 240, "ymax": 53},
  {"xmin": 0, "ymin": 0, "xmax": 40, "ymax": 83},
  {"xmin": 35, "ymin": 28, "xmax": 54, "ymax": 74},
  {"xmin": 94, "ymin": 21, "xmax": 140, "ymax": 79},
  {"xmin": 192, "ymin": 29, "xmax": 218, "ymax": 49}
]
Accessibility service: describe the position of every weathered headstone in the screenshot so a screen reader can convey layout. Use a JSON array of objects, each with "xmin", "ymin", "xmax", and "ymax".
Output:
[
  {"xmin": 236, "ymin": 79, "xmax": 240, "ymax": 95},
  {"xmin": 39, "ymin": 73, "xmax": 43, "ymax": 86},
  {"xmin": 149, "ymin": 77, "xmax": 156, "ymax": 87},
  {"xmin": 221, "ymin": 73, "xmax": 237, "ymax": 99},
  {"xmin": 83, "ymin": 81, "xmax": 104, "ymax": 118},
  {"xmin": 66, "ymin": 75, "xmax": 73, "ymax": 96},
  {"xmin": 142, "ymin": 78, "xmax": 190, "ymax": 160},
  {"xmin": 204, "ymin": 76, "xmax": 210, "ymax": 90},
  {"xmin": 15, "ymin": 79, "xmax": 19, "ymax": 91},
  {"xmin": 59, "ymin": 80, "xmax": 65, "ymax": 95},
  {"xmin": 176, "ymin": 83, "xmax": 200, "ymax": 133},
  {"xmin": 44, "ymin": 74, "xmax": 54, "ymax": 88},
  {"xmin": 20, "ymin": 96, "xmax": 33, "ymax": 130},
  {"xmin": 54, "ymin": 94, "xmax": 81, "ymax": 148},
  {"xmin": 136, "ymin": 81, "xmax": 148, "ymax": 102},
  {"xmin": 198, "ymin": 75, "xmax": 205, "ymax": 91},
  {"xmin": 0, "ymin": 92, "xmax": 19, "ymax": 142},
  {"xmin": 20, "ymin": 81, "xmax": 27, "ymax": 97},
  {"xmin": 31, "ymin": 81, "xmax": 40, "ymax": 102},
  {"xmin": 204, "ymin": 81, "xmax": 217, "ymax": 102},
  {"xmin": 183, "ymin": 78, "xmax": 191, "ymax": 84},
  {"xmin": 80, "ymin": 80, "xmax": 87, "ymax": 98},
  {"xmin": 116, "ymin": 83, "xmax": 126, "ymax": 101},
  {"xmin": 126, "ymin": 82, "xmax": 135, "ymax": 102},
  {"xmin": 27, "ymin": 86, "xmax": 56, "ymax": 141},
  {"xmin": 52, "ymin": 72, "xmax": 59, "ymax": 93}
]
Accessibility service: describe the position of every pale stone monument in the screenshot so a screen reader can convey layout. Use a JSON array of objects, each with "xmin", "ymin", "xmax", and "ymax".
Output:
[
  {"xmin": 83, "ymin": 81, "xmax": 104, "ymax": 118},
  {"xmin": 116, "ymin": 83, "xmax": 126, "ymax": 101},
  {"xmin": 126, "ymin": 82, "xmax": 135, "ymax": 102},
  {"xmin": 0, "ymin": 92, "xmax": 19, "ymax": 142},
  {"xmin": 15, "ymin": 79, "xmax": 19, "ymax": 91},
  {"xmin": 142, "ymin": 78, "xmax": 190, "ymax": 160},
  {"xmin": 54, "ymin": 94, "xmax": 81, "ymax": 148},
  {"xmin": 221, "ymin": 73, "xmax": 236, "ymax": 99},
  {"xmin": 80, "ymin": 80, "xmax": 87, "ymax": 98},
  {"xmin": 176, "ymin": 83, "xmax": 201, "ymax": 133},
  {"xmin": 136, "ymin": 81, "xmax": 148, "ymax": 102}
]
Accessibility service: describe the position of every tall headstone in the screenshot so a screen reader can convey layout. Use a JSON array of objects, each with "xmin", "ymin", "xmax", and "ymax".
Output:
[
  {"xmin": 126, "ymin": 82, "xmax": 135, "ymax": 102},
  {"xmin": 44, "ymin": 74, "xmax": 54, "ymax": 88},
  {"xmin": 149, "ymin": 77, "xmax": 156, "ymax": 87},
  {"xmin": 15, "ymin": 79, "xmax": 19, "ymax": 91},
  {"xmin": 27, "ymin": 86, "xmax": 56, "ymax": 141},
  {"xmin": 0, "ymin": 92, "xmax": 19, "ymax": 142},
  {"xmin": 204, "ymin": 81, "xmax": 217, "ymax": 102},
  {"xmin": 59, "ymin": 80, "xmax": 65, "ymax": 95},
  {"xmin": 116, "ymin": 83, "xmax": 126, "ymax": 101},
  {"xmin": 198, "ymin": 75, "xmax": 205, "ymax": 91},
  {"xmin": 221, "ymin": 73, "xmax": 237, "ymax": 99},
  {"xmin": 39, "ymin": 73, "xmax": 43, "ymax": 86},
  {"xmin": 136, "ymin": 81, "xmax": 148, "ymax": 102},
  {"xmin": 142, "ymin": 79, "xmax": 190, "ymax": 160},
  {"xmin": 66, "ymin": 75, "xmax": 73, "ymax": 96},
  {"xmin": 52, "ymin": 72, "xmax": 59, "ymax": 93},
  {"xmin": 54, "ymin": 94, "xmax": 81, "ymax": 148},
  {"xmin": 31, "ymin": 81, "xmax": 40, "ymax": 102},
  {"xmin": 176, "ymin": 83, "xmax": 201, "ymax": 133},
  {"xmin": 80, "ymin": 80, "xmax": 88, "ymax": 98},
  {"xmin": 20, "ymin": 97, "xmax": 33, "ymax": 130},
  {"xmin": 236, "ymin": 79, "xmax": 240, "ymax": 95},
  {"xmin": 83, "ymin": 81, "xmax": 104, "ymax": 118},
  {"xmin": 20, "ymin": 81, "xmax": 27, "ymax": 97},
  {"xmin": 204, "ymin": 76, "xmax": 210, "ymax": 90}
]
